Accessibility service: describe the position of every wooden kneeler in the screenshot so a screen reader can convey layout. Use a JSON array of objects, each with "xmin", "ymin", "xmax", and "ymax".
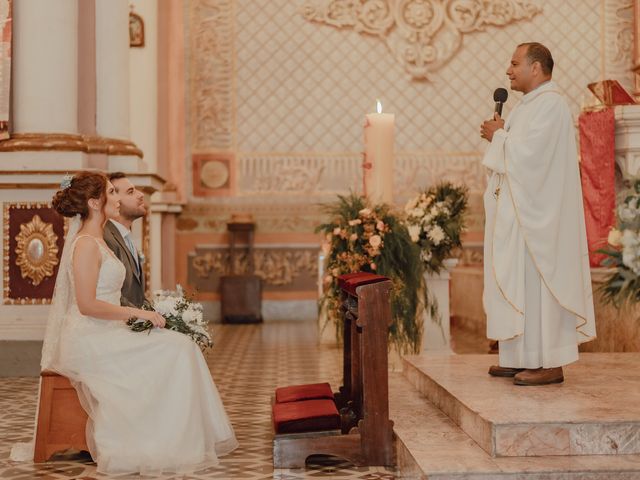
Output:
[
  {"xmin": 34, "ymin": 371, "xmax": 89, "ymax": 462},
  {"xmin": 273, "ymin": 273, "xmax": 395, "ymax": 468}
]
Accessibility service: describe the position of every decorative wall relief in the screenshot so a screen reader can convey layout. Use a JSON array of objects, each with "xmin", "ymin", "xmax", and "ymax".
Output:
[
  {"xmin": 604, "ymin": 0, "xmax": 636, "ymax": 93},
  {"xmin": 192, "ymin": 153, "xmax": 234, "ymax": 197},
  {"xmin": 189, "ymin": 0, "xmax": 235, "ymax": 151},
  {"xmin": 3, "ymin": 203, "xmax": 65, "ymax": 304},
  {"xmin": 14, "ymin": 215, "xmax": 59, "ymax": 286},
  {"xmin": 188, "ymin": 246, "xmax": 319, "ymax": 292},
  {"xmin": 301, "ymin": 0, "xmax": 542, "ymax": 80}
]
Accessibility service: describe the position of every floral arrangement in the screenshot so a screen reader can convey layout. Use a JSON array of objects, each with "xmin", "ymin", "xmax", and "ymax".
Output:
[
  {"xmin": 599, "ymin": 179, "xmax": 640, "ymax": 305},
  {"xmin": 404, "ymin": 182, "xmax": 468, "ymax": 274},
  {"xmin": 127, "ymin": 285, "xmax": 213, "ymax": 349},
  {"xmin": 317, "ymin": 193, "xmax": 425, "ymax": 354}
]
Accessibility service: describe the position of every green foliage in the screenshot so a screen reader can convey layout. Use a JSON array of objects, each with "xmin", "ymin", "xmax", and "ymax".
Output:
[{"xmin": 317, "ymin": 193, "xmax": 425, "ymax": 354}]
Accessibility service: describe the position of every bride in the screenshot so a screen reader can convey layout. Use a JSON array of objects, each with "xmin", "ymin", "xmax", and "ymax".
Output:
[{"xmin": 32, "ymin": 171, "xmax": 237, "ymax": 475}]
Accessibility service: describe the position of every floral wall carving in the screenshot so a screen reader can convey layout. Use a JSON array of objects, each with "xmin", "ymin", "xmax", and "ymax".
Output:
[
  {"xmin": 301, "ymin": 0, "xmax": 543, "ymax": 80},
  {"xmin": 189, "ymin": 246, "xmax": 319, "ymax": 292}
]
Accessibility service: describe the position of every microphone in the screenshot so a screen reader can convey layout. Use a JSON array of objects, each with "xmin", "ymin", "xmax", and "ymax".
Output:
[{"xmin": 493, "ymin": 88, "xmax": 508, "ymax": 116}]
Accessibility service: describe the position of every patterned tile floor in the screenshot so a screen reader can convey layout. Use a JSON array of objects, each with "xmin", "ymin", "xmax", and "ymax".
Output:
[{"xmin": 0, "ymin": 321, "xmax": 398, "ymax": 479}]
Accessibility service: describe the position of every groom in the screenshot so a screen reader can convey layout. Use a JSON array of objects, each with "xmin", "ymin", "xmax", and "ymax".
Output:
[{"xmin": 104, "ymin": 172, "xmax": 148, "ymax": 308}]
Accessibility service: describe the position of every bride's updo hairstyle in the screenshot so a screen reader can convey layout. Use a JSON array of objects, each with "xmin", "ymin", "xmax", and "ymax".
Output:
[{"xmin": 52, "ymin": 171, "xmax": 108, "ymax": 219}]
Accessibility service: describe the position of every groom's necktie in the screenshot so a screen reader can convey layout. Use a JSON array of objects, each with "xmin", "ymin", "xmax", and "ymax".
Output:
[{"xmin": 124, "ymin": 233, "xmax": 140, "ymax": 276}]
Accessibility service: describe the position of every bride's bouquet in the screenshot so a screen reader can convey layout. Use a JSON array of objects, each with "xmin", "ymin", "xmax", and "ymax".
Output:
[{"xmin": 127, "ymin": 285, "xmax": 213, "ymax": 349}]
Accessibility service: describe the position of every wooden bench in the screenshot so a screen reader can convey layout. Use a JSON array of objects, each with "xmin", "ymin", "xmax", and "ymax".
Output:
[
  {"xmin": 34, "ymin": 371, "xmax": 89, "ymax": 462},
  {"xmin": 273, "ymin": 272, "xmax": 395, "ymax": 468}
]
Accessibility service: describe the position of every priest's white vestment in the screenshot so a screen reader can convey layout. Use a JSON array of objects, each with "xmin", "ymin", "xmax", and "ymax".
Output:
[{"xmin": 482, "ymin": 81, "xmax": 596, "ymax": 368}]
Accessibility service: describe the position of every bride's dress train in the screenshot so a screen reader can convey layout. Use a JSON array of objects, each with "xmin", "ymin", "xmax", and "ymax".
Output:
[{"xmin": 13, "ymin": 235, "xmax": 237, "ymax": 476}]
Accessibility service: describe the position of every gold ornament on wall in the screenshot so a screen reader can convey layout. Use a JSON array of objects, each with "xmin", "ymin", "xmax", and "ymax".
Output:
[
  {"xmin": 14, "ymin": 214, "xmax": 59, "ymax": 286},
  {"xmin": 301, "ymin": 0, "xmax": 543, "ymax": 80},
  {"xmin": 129, "ymin": 5, "xmax": 145, "ymax": 48}
]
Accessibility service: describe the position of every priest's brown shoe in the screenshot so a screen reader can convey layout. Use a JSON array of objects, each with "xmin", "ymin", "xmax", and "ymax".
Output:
[
  {"xmin": 514, "ymin": 367, "xmax": 564, "ymax": 386},
  {"xmin": 488, "ymin": 365, "xmax": 524, "ymax": 377}
]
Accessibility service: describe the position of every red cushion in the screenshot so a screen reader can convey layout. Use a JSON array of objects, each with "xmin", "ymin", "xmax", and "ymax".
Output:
[
  {"xmin": 275, "ymin": 382, "xmax": 333, "ymax": 404},
  {"xmin": 338, "ymin": 272, "xmax": 389, "ymax": 296},
  {"xmin": 273, "ymin": 399, "xmax": 340, "ymax": 434}
]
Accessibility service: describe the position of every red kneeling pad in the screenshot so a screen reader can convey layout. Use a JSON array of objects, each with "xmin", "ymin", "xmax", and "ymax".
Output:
[
  {"xmin": 275, "ymin": 382, "xmax": 334, "ymax": 404},
  {"xmin": 272, "ymin": 399, "xmax": 340, "ymax": 434}
]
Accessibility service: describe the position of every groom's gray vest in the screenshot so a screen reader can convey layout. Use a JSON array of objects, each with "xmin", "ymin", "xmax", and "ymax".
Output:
[{"xmin": 104, "ymin": 220, "xmax": 146, "ymax": 308}]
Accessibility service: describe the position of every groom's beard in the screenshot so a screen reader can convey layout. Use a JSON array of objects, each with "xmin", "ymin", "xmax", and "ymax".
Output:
[{"xmin": 119, "ymin": 206, "xmax": 146, "ymax": 222}]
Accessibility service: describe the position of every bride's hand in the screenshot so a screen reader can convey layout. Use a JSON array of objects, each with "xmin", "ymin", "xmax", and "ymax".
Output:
[{"xmin": 135, "ymin": 309, "xmax": 166, "ymax": 328}]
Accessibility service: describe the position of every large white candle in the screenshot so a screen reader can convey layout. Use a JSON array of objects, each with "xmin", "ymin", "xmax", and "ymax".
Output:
[{"xmin": 363, "ymin": 100, "xmax": 395, "ymax": 204}]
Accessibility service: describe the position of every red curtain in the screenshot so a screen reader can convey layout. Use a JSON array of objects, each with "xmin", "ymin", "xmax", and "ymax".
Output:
[{"xmin": 578, "ymin": 108, "xmax": 616, "ymax": 267}]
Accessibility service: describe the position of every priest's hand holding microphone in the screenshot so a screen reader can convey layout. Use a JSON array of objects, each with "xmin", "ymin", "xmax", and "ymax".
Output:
[{"xmin": 480, "ymin": 88, "xmax": 508, "ymax": 142}]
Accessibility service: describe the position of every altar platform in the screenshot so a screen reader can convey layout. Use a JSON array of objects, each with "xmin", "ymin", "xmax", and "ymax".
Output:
[{"xmin": 391, "ymin": 353, "xmax": 640, "ymax": 479}]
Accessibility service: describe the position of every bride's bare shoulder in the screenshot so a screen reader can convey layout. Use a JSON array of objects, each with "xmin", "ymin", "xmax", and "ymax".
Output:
[{"xmin": 73, "ymin": 235, "xmax": 101, "ymax": 256}]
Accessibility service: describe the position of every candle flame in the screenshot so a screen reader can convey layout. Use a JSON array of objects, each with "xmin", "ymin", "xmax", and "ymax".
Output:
[{"xmin": 376, "ymin": 99, "xmax": 382, "ymax": 114}]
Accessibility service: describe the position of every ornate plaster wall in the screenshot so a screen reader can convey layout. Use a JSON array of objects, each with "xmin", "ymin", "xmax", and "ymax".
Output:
[{"xmin": 180, "ymin": 0, "xmax": 634, "ymax": 301}]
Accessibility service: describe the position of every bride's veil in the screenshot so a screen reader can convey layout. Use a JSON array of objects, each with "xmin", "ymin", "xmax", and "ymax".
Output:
[
  {"xmin": 10, "ymin": 214, "xmax": 82, "ymax": 461},
  {"xmin": 41, "ymin": 213, "xmax": 81, "ymax": 371}
]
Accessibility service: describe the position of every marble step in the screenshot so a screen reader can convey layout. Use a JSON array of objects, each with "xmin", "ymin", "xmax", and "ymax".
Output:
[
  {"xmin": 390, "ymin": 373, "xmax": 640, "ymax": 480},
  {"xmin": 401, "ymin": 353, "xmax": 640, "ymax": 457}
]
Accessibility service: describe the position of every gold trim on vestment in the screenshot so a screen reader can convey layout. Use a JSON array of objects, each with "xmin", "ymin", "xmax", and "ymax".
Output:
[
  {"xmin": 490, "ymin": 171, "xmax": 524, "ymax": 316},
  {"xmin": 501, "ymin": 116, "xmax": 594, "ymax": 341}
]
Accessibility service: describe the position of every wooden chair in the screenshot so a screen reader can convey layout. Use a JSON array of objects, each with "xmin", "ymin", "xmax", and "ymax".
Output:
[
  {"xmin": 33, "ymin": 371, "xmax": 89, "ymax": 462},
  {"xmin": 273, "ymin": 272, "xmax": 395, "ymax": 468}
]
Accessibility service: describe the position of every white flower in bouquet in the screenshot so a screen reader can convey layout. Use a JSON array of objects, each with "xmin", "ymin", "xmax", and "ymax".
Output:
[
  {"xmin": 608, "ymin": 228, "xmax": 623, "ymax": 247},
  {"xmin": 618, "ymin": 195, "xmax": 640, "ymax": 222},
  {"xmin": 427, "ymin": 225, "xmax": 446, "ymax": 245},
  {"xmin": 405, "ymin": 196, "xmax": 419, "ymax": 212},
  {"xmin": 376, "ymin": 220, "xmax": 385, "ymax": 231},
  {"xmin": 359, "ymin": 208, "xmax": 372, "ymax": 217},
  {"xmin": 154, "ymin": 297, "xmax": 179, "ymax": 317},
  {"xmin": 421, "ymin": 215, "xmax": 433, "ymax": 227},
  {"xmin": 348, "ymin": 218, "xmax": 362, "ymax": 226},
  {"xmin": 408, "ymin": 224, "xmax": 421, "ymax": 243},
  {"xmin": 182, "ymin": 304, "xmax": 204, "ymax": 326},
  {"xmin": 410, "ymin": 207, "xmax": 425, "ymax": 218},
  {"xmin": 369, "ymin": 234, "xmax": 382, "ymax": 248},
  {"xmin": 621, "ymin": 229, "xmax": 640, "ymax": 275}
]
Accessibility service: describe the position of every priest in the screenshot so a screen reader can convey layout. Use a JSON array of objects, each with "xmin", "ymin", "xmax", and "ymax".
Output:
[{"xmin": 479, "ymin": 42, "xmax": 596, "ymax": 386}]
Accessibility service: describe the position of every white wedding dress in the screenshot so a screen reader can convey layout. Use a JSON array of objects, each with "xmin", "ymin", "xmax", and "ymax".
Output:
[{"xmin": 27, "ymin": 232, "xmax": 238, "ymax": 475}]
